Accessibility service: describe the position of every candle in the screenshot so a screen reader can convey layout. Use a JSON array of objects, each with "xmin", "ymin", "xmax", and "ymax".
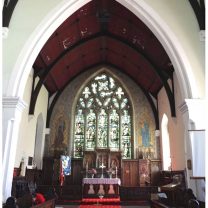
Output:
[{"xmin": 86, "ymin": 162, "xmax": 88, "ymax": 171}]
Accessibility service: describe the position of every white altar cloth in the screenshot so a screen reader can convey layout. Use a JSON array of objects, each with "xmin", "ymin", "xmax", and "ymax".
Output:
[{"xmin": 83, "ymin": 178, "xmax": 121, "ymax": 185}]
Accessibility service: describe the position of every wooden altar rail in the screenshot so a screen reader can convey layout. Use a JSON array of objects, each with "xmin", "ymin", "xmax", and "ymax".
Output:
[{"xmin": 190, "ymin": 176, "xmax": 205, "ymax": 180}]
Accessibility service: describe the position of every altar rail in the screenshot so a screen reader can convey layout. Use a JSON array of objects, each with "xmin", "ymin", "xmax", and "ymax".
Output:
[{"xmin": 120, "ymin": 186, "xmax": 158, "ymax": 201}]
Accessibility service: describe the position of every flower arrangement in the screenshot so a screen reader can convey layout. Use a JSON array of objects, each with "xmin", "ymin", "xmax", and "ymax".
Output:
[
  {"xmin": 88, "ymin": 168, "xmax": 97, "ymax": 178},
  {"xmin": 88, "ymin": 168, "xmax": 97, "ymax": 174},
  {"xmin": 106, "ymin": 168, "xmax": 115, "ymax": 178}
]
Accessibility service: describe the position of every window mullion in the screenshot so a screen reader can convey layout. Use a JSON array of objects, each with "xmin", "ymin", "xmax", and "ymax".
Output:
[
  {"xmin": 107, "ymin": 110, "xmax": 110, "ymax": 148},
  {"xmin": 74, "ymin": 72, "xmax": 132, "ymax": 159}
]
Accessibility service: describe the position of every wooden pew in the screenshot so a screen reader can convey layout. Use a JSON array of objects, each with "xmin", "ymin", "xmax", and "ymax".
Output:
[
  {"xmin": 151, "ymin": 200, "xmax": 169, "ymax": 208},
  {"xmin": 16, "ymin": 194, "xmax": 55, "ymax": 208}
]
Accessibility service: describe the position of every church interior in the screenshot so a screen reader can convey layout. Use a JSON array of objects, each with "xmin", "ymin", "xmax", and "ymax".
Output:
[{"xmin": 2, "ymin": 0, "xmax": 206, "ymax": 207}]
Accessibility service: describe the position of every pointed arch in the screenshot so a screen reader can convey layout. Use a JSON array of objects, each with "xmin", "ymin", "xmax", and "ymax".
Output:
[{"xmin": 6, "ymin": 0, "xmax": 196, "ymax": 101}]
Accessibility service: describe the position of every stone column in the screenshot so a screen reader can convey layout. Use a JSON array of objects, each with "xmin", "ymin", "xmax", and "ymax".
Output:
[
  {"xmin": 179, "ymin": 98, "xmax": 206, "ymax": 201},
  {"xmin": 2, "ymin": 97, "xmax": 27, "ymax": 202}
]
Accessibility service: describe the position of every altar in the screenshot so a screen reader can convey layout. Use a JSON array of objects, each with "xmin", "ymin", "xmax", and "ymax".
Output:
[{"xmin": 82, "ymin": 178, "xmax": 121, "ymax": 198}]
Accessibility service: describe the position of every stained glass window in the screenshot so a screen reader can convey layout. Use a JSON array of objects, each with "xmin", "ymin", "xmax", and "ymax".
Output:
[{"xmin": 74, "ymin": 73, "xmax": 132, "ymax": 159}]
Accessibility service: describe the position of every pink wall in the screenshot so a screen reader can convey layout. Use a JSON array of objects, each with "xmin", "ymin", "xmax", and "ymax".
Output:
[{"xmin": 158, "ymin": 74, "xmax": 186, "ymax": 170}]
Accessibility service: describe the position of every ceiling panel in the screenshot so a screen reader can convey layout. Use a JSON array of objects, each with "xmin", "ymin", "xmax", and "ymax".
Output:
[{"xmin": 33, "ymin": 0, "xmax": 174, "ymax": 97}]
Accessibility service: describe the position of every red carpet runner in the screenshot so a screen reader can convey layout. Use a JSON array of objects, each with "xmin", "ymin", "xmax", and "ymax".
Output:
[
  {"xmin": 58, "ymin": 197, "xmax": 149, "ymax": 206},
  {"xmin": 80, "ymin": 206, "xmax": 121, "ymax": 208},
  {"xmin": 80, "ymin": 198, "xmax": 121, "ymax": 207}
]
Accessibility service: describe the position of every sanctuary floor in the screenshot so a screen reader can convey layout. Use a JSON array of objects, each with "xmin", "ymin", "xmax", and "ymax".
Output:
[
  {"xmin": 56, "ymin": 206, "xmax": 150, "ymax": 208},
  {"xmin": 56, "ymin": 197, "xmax": 151, "ymax": 208}
]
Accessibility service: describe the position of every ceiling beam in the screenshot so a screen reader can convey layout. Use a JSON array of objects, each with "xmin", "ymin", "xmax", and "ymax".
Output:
[
  {"xmin": 3, "ymin": 0, "xmax": 18, "ymax": 27},
  {"xmin": 188, "ymin": 0, "xmax": 205, "ymax": 30},
  {"xmin": 46, "ymin": 63, "xmax": 105, "ymax": 127},
  {"xmin": 30, "ymin": 32, "xmax": 175, "ymax": 116}
]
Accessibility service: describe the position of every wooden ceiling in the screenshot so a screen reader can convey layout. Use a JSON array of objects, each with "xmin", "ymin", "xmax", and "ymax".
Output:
[
  {"xmin": 33, "ymin": 0, "xmax": 174, "ymax": 95},
  {"xmin": 31, "ymin": 0, "xmax": 176, "ymax": 124}
]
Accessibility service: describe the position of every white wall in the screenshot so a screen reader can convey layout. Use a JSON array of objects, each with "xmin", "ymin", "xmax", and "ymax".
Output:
[
  {"xmin": 15, "ymin": 71, "xmax": 48, "ymax": 174},
  {"xmin": 142, "ymin": 0, "xmax": 205, "ymax": 97},
  {"xmin": 158, "ymin": 73, "xmax": 186, "ymax": 170},
  {"xmin": 2, "ymin": 0, "xmax": 61, "ymax": 95}
]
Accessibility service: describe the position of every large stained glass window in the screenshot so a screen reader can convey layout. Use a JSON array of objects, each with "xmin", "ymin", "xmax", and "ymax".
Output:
[{"xmin": 74, "ymin": 73, "xmax": 132, "ymax": 159}]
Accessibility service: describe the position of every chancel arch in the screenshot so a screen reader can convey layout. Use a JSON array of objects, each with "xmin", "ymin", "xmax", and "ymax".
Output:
[{"xmin": 2, "ymin": 0, "xmax": 205, "ymax": 203}]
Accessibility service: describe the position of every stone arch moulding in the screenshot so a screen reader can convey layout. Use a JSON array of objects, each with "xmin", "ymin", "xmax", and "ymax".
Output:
[{"xmin": 7, "ymin": 0, "xmax": 195, "ymax": 101}]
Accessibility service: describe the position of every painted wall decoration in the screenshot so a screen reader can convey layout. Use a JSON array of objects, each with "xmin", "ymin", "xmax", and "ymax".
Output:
[
  {"xmin": 48, "ymin": 67, "xmax": 158, "ymax": 159},
  {"xmin": 137, "ymin": 96, "xmax": 155, "ymax": 159},
  {"xmin": 141, "ymin": 122, "xmax": 150, "ymax": 147},
  {"xmin": 50, "ymin": 109, "xmax": 68, "ymax": 157}
]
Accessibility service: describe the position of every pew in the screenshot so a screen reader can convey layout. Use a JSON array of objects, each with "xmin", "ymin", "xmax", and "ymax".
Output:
[
  {"xmin": 32, "ymin": 199, "xmax": 55, "ymax": 208},
  {"xmin": 16, "ymin": 194, "xmax": 55, "ymax": 208}
]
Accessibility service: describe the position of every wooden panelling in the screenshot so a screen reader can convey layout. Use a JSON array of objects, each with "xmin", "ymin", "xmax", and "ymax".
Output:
[
  {"xmin": 42, "ymin": 157, "xmax": 83, "ymax": 185},
  {"xmin": 122, "ymin": 160, "xmax": 139, "ymax": 187},
  {"xmin": 150, "ymin": 160, "xmax": 161, "ymax": 185},
  {"xmin": 42, "ymin": 157, "xmax": 54, "ymax": 185}
]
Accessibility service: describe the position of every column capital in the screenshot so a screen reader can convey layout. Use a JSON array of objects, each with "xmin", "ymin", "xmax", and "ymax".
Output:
[
  {"xmin": 3, "ymin": 96, "xmax": 27, "ymax": 112},
  {"xmin": 178, "ymin": 99, "xmax": 207, "ymax": 130},
  {"xmin": 199, "ymin": 30, "xmax": 205, "ymax": 42}
]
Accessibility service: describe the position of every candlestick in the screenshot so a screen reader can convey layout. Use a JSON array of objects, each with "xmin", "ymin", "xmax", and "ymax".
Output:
[
  {"xmin": 86, "ymin": 162, "xmax": 88, "ymax": 178},
  {"xmin": 115, "ymin": 166, "xmax": 118, "ymax": 178},
  {"xmin": 100, "ymin": 163, "xmax": 105, "ymax": 178}
]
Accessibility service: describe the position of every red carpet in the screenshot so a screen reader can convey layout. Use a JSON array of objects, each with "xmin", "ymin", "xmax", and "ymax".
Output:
[
  {"xmin": 81, "ymin": 198, "xmax": 120, "ymax": 207},
  {"xmin": 57, "ymin": 197, "xmax": 150, "ymax": 206},
  {"xmin": 80, "ymin": 206, "xmax": 121, "ymax": 208},
  {"xmin": 82, "ymin": 198, "xmax": 120, "ymax": 205}
]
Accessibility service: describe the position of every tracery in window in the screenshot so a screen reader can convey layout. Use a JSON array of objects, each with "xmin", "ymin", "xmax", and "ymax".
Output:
[{"xmin": 74, "ymin": 73, "xmax": 132, "ymax": 159}]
